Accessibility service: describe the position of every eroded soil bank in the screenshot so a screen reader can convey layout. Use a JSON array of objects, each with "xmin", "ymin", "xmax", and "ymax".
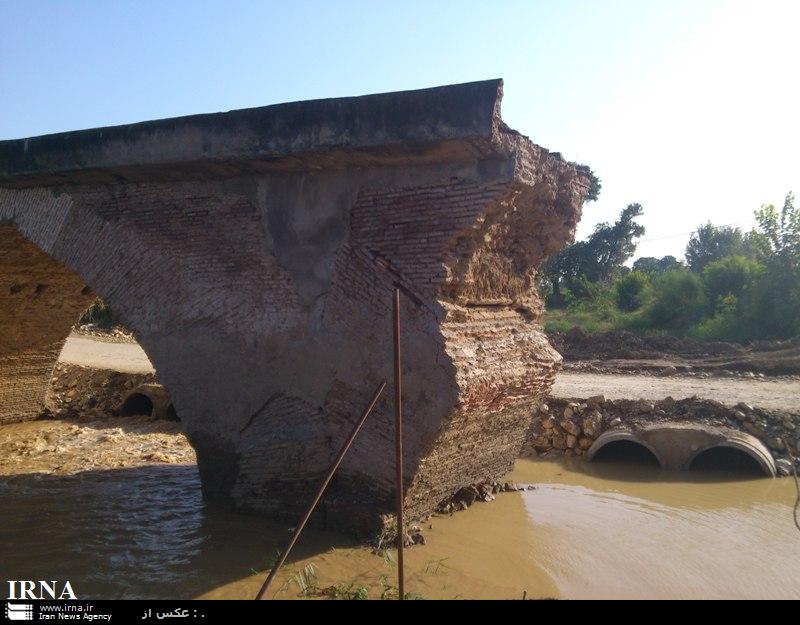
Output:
[
  {"xmin": 550, "ymin": 328, "xmax": 800, "ymax": 376},
  {"xmin": 552, "ymin": 371, "xmax": 800, "ymax": 411}
]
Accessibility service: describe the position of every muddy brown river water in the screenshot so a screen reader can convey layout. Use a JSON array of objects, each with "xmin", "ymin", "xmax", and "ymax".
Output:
[{"xmin": 2, "ymin": 454, "xmax": 798, "ymax": 600}]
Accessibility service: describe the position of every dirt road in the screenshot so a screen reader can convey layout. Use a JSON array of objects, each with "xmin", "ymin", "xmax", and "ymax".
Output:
[
  {"xmin": 60, "ymin": 333, "xmax": 799, "ymax": 411},
  {"xmin": 60, "ymin": 334, "xmax": 154, "ymax": 374},
  {"xmin": 552, "ymin": 372, "xmax": 799, "ymax": 412}
]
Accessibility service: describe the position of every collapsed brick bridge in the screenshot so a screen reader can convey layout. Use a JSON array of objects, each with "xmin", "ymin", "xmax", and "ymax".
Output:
[{"xmin": 0, "ymin": 80, "xmax": 589, "ymax": 531}]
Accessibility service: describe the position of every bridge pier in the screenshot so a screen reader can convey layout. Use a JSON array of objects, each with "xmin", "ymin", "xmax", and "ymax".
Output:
[{"xmin": 0, "ymin": 81, "xmax": 590, "ymax": 531}]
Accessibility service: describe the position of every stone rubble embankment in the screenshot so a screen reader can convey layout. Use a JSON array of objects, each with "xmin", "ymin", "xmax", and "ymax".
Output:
[{"xmin": 522, "ymin": 395, "xmax": 800, "ymax": 475}]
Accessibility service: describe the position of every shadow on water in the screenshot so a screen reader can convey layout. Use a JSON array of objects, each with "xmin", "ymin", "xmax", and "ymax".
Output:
[
  {"xmin": 688, "ymin": 446, "xmax": 765, "ymax": 477},
  {"xmin": 0, "ymin": 465, "xmax": 356, "ymax": 599},
  {"xmin": 591, "ymin": 440, "xmax": 660, "ymax": 466}
]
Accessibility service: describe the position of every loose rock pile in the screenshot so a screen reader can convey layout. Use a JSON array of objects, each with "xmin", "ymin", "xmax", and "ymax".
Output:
[
  {"xmin": 522, "ymin": 395, "xmax": 606, "ymax": 459},
  {"xmin": 376, "ymin": 480, "xmax": 537, "ymax": 548},
  {"xmin": 74, "ymin": 324, "xmax": 137, "ymax": 342},
  {"xmin": 46, "ymin": 363, "xmax": 156, "ymax": 420},
  {"xmin": 435, "ymin": 480, "xmax": 535, "ymax": 514}
]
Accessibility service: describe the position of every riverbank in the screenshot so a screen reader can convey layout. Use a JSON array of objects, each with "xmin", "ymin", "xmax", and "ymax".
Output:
[
  {"xmin": 55, "ymin": 332, "xmax": 800, "ymax": 411},
  {"xmin": 550, "ymin": 328, "xmax": 800, "ymax": 376}
]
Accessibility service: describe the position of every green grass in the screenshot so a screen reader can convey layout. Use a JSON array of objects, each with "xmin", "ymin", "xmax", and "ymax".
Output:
[
  {"xmin": 543, "ymin": 305, "xmax": 684, "ymax": 339},
  {"xmin": 543, "ymin": 308, "xmax": 622, "ymax": 334}
]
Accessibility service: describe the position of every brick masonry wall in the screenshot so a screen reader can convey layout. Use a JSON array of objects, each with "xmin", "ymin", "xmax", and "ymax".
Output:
[
  {"xmin": 0, "ymin": 225, "xmax": 94, "ymax": 424},
  {"xmin": 0, "ymin": 133, "xmax": 588, "ymax": 533}
]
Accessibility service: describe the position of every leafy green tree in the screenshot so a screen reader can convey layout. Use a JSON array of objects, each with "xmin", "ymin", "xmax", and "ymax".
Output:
[
  {"xmin": 739, "ymin": 193, "xmax": 800, "ymax": 339},
  {"xmin": 632, "ymin": 255, "xmax": 684, "ymax": 274},
  {"xmin": 753, "ymin": 192, "xmax": 800, "ymax": 263},
  {"xmin": 544, "ymin": 203, "xmax": 645, "ymax": 303},
  {"xmin": 614, "ymin": 271, "xmax": 650, "ymax": 311},
  {"xmin": 685, "ymin": 223, "xmax": 747, "ymax": 272}
]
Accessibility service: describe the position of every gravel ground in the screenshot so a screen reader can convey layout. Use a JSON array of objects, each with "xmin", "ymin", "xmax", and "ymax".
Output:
[{"xmin": 552, "ymin": 372, "xmax": 800, "ymax": 412}]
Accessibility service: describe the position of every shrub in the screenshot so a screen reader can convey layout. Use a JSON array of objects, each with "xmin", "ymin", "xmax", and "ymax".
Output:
[
  {"xmin": 641, "ymin": 270, "xmax": 706, "ymax": 330},
  {"xmin": 738, "ymin": 262, "xmax": 800, "ymax": 340},
  {"xmin": 689, "ymin": 294, "xmax": 745, "ymax": 341},
  {"xmin": 566, "ymin": 277, "xmax": 599, "ymax": 302},
  {"xmin": 702, "ymin": 255, "xmax": 762, "ymax": 306},
  {"xmin": 614, "ymin": 271, "xmax": 650, "ymax": 311}
]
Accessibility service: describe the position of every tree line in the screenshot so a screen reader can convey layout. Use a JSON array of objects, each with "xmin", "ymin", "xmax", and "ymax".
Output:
[{"xmin": 542, "ymin": 192, "xmax": 800, "ymax": 342}]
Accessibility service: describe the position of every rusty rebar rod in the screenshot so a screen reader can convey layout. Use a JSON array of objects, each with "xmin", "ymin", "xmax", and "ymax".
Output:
[
  {"xmin": 393, "ymin": 287, "xmax": 405, "ymax": 600},
  {"xmin": 254, "ymin": 380, "xmax": 387, "ymax": 600}
]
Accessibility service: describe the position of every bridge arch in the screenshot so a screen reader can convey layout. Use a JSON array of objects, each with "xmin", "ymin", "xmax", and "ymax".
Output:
[
  {"xmin": 0, "ymin": 223, "xmax": 96, "ymax": 424},
  {"xmin": 0, "ymin": 184, "xmax": 288, "ymax": 498},
  {"xmin": 0, "ymin": 81, "xmax": 593, "ymax": 532},
  {"xmin": 0, "ymin": 199, "xmax": 186, "ymax": 423}
]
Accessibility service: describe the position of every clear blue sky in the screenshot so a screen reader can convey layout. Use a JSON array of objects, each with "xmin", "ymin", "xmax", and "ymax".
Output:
[{"xmin": 2, "ymin": 0, "xmax": 797, "ymax": 260}]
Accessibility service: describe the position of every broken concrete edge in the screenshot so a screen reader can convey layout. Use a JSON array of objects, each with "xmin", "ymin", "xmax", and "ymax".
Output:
[
  {"xmin": 119, "ymin": 383, "xmax": 175, "ymax": 419},
  {"xmin": 524, "ymin": 395, "xmax": 800, "ymax": 476},
  {"xmin": 0, "ymin": 79, "xmax": 568, "ymax": 187}
]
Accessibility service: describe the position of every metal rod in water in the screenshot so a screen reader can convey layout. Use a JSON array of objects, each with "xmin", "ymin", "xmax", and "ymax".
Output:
[
  {"xmin": 393, "ymin": 286, "xmax": 405, "ymax": 600},
  {"xmin": 255, "ymin": 380, "xmax": 387, "ymax": 600}
]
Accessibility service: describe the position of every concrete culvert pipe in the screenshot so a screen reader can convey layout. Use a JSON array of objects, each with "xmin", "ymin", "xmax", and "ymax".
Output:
[
  {"xmin": 586, "ymin": 431, "xmax": 664, "ymax": 468},
  {"xmin": 119, "ymin": 393, "xmax": 154, "ymax": 417},
  {"xmin": 688, "ymin": 443, "xmax": 775, "ymax": 477},
  {"xmin": 586, "ymin": 423, "xmax": 777, "ymax": 477},
  {"xmin": 118, "ymin": 384, "xmax": 175, "ymax": 420}
]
